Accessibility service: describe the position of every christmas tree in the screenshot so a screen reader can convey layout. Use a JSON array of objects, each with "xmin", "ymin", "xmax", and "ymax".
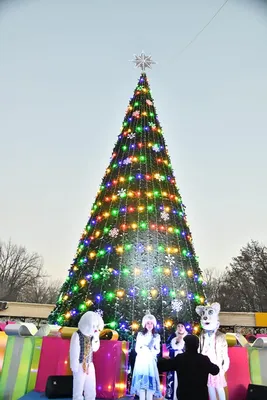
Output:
[{"xmin": 49, "ymin": 53, "xmax": 206, "ymax": 339}]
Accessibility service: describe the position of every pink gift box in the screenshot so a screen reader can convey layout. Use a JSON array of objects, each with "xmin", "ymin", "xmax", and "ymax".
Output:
[
  {"xmin": 35, "ymin": 337, "xmax": 71, "ymax": 392},
  {"xmin": 35, "ymin": 337, "xmax": 129, "ymax": 399},
  {"xmin": 227, "ymin": 347, "xmax": 250, "ymax": 400}
]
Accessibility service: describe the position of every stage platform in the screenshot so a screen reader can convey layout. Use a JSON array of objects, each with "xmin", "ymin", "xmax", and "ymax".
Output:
[
  {"xmin": 19, "ymin": 392, "xmax": 130, "ymax": 400},
  {"xmin": 19, "ymin": 392, "xmax": 71, "ymax": 400}
]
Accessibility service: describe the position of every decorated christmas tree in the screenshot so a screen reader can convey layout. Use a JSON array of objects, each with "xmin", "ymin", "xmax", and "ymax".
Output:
[{"xmin": 49, "ymin": 53, "xmax": 206, "ymax": 339}]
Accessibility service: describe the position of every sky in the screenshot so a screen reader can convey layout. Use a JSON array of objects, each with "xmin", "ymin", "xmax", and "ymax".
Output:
[{"xmin": 0, "ymin": 0, "xmax": 267, "ymax": 281}]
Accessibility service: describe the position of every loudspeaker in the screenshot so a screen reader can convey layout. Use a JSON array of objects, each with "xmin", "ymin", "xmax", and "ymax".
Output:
[
  {"xmin": 45, "ymin": 375, "xmax": 73, "ymax": 399},
  {"xmin": 246, "ymin": 384, "xmax": 267, "ymax": 400}
]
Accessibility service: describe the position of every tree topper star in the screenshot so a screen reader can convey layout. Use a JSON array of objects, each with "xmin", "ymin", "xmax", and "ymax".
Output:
[{"xmin": 131, "ymin": 51, "xmax": 156, "ymax": 71}]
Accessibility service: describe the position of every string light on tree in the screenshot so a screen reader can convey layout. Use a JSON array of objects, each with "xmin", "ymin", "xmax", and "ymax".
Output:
[{"xmin": 48, "ymin": 53, "xmax": 206, "ymax": 339}]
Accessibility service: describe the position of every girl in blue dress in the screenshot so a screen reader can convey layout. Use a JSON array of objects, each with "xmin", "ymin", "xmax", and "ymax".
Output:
[{"xmin": 130, "ymin": 314, "xmax": 162, "ymax": 400}]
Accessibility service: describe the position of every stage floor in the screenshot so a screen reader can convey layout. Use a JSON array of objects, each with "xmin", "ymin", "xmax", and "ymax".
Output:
[
  {"xmin": 19, "ymin": 392, "xmax": 130, "ymax": 400},
  {"xmin": 19, "ymin": 392, "xmax": 71, "ymax": 400}
]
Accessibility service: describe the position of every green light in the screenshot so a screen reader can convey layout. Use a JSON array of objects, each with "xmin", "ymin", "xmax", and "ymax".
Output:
[
  {"xmin": 149, "ymin": 112, "xmax": 154, "ymax": 117},
  {"xmin": 98, "ymin": 250, "xmax": 105, "ymax": 256},
  {"xmin": 125, "ymin": 244, "xmax": 132, "ymax": 250},
  {"xmin": 106, "ymin": 292, "xmax": 115, "ymax": 300},
  {"xmin": 134, "ymin": 102, "xmax": 139, "ymax": 106},
  {"xmin": 111, "ymin": 209, "xmax": 118, "ymax": 216},
  {"xmin": 156, "ymin": 267, "xmax": 162, "ymax": 273},
  {"xmin": 158, "ymin": 245, "xmax": 164, "ymax": 252},
  {"xmin": 123, "ymin": 122, "xmax": 127, "ymax": 126},
  {"xmin": 73, "ymin": 285, "xmax": 79, "ymax": 292},
  {"xmin": 93, "ymin": 273, "xmax": 100, "ymax": 280},
  {"xmin": 141, "ymin": 289, "xmax": 147, "ymax": 297},
  {"xmin": 140, "ymin": 156, "xmax": 146, "ymax": 161},
  {"xmin": 140, "ymin": 222, "xmax": 147, "ymax": 229},
  {"xmin": 57, "ymin": 316, "xmax": 63, "ymax": 322},
  {"xmin": 182, "ymin": 249, "xmax": 187, "ymax": 256},
  {"xmin": 154, "ymin": 191, "xmax": 159, "ymax": 197},
  {"xmin": 109, "ymin": 321, "xmax": 117, "ymax": 329},
  {"xmin": 170, "ymin": 290, "xmax": 176, "ymax": 298},
  {"xmin": 136, "ymin": 126, "xmax": 142, "ymax": 132},
  {"xmin": 180, "ymin": 271, "xmax": 185, "ymax": 277},
  {"xmin": 104, "ymin": 227, "xmax": 109, "ymax": 233},
  {"xmin": 79, "ymin": 303, "xmax": 86, "ymax": 311},
  {"xmin": 122, "ymin": 268, "xmax": 130, "ymax": 275},
  {"xmin": 122, "ymin": 145, "xmax": 127, "ymax": 151},
  {"xmin": 112, "ymin": 164, "xmax": 117, "ymax": 168},
  {"xmin": 174, "ymin": 228, "xmax": 180, "ymax": 234},
  {"xmin": 147, "ymin": 205, "xmax": 153, "ymax": 211},
  {"xmin": 128, "ymin": 176, "xmax": 134, "ymax": 181}
]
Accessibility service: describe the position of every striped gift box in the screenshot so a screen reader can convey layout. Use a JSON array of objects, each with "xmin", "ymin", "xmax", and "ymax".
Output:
[{"xmin": 248, "ymin": 348, "xmax": 267, "ymax": 385}]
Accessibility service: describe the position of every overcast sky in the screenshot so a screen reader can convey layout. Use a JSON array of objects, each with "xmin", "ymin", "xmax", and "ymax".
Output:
[{"xmin": 0, "ymin": 0, "xmax": 267, "ymax": 280}]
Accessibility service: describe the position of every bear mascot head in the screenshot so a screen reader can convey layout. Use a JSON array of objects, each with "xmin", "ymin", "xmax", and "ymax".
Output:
[{"xmin": 196, "ymin": 302, "xmax": 220, "ymax": 332}]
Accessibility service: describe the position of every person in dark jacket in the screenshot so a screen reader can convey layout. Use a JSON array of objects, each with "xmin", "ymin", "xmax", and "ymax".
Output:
[{"xmin": 158, "ymin": 334, "xmax": 220, "ymax": 400}]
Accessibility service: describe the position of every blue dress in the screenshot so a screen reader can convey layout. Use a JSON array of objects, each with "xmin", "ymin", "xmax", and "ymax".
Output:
[{"xmin": 130, "ymin": 332, "xmax": 162, "ymax": 397}]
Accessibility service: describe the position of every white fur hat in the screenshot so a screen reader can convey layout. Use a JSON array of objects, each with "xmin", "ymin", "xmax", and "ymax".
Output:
[{"xmin": 142, "ymin": 313, "xmax": 157, "ymax": 328}]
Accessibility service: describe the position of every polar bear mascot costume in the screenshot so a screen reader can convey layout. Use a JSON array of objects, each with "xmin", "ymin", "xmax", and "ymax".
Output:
[
  {"xmin": 196, "ymin": 302, "xmax": 229, "ymax": 400},
  {"xmin": 70, "ymin": 311, "xmax": 104, "ymax": 400}
]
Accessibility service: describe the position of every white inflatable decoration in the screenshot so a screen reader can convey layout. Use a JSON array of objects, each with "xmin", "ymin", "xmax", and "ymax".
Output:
[
  {"xmin": 69, "ymin": 311, "xmax": 104, "ymax": 400},
  {"xmin": 196, "ymin": 302, "xmax": 229, "ymax": 400}
]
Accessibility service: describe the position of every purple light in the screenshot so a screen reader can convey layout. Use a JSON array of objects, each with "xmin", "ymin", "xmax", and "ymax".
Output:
[
  {"xmin": 113, "ymin": 270, "xmax": 119, "ymax": 275},
  {"xmin": 106, "ymin": 247, "xmax": 112, "ymax": 252},
  {"xmin": 118, "ymin": 161, "xmax": 122, "ymax": 165},
  {"xmin": 92, "ymin": 220, "xmax": 96, "ymax": 224},
  {"xmin": 107, "ymin": 182, "xmax": 111, "ymax": 187},
  {"xmin": 120, "ymin": 207, "xmax": 126, "ymax": 212},
  {"xmin": 86, "ymin": 274, "xmax": 92, "ymax": 280},
  {"xmin": 145, "ymin": 126, "xmax": 149, "ymax": 130},
  {"xmin": 182, "ymin": 231, "xmax": 185, "ymax": 236},
  {"xmin": 131, "ymin": 144, "xmax": 135, "ymax": 148},
  {"xmin": 128, "ymin": 118, "xmax": 132, "ymax": 121}
]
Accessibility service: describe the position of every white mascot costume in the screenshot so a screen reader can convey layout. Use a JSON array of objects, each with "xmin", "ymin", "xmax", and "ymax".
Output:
[
  {"xmin": 196, "ymin": 302, "xmax": 229, "ymax": 400},
  {"xmin": 70, "ymin": 311, "xmax": 104, "ymax": 400}
]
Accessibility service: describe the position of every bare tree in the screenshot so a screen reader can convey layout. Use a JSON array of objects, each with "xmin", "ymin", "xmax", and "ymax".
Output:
[
  {"xmin": 18, "ymin": 278, "xmax": 62, "ymax": 304},
  {"xmin": 0, "ymin": 239, "xmax": 44, "ymax": 301}
]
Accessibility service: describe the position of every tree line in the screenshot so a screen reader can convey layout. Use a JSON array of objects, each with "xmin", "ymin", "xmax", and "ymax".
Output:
[{"xmin": 204, "ymin": 240, "xmax": 267, "ymax": 312}]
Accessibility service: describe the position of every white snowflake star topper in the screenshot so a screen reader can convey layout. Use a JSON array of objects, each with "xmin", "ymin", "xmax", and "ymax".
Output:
[
  {"xmin": 118, "ymin": 188, "xmax": 127, "ymax": 197},
  {"xmin": 131, "ymin": 51, "xmax": 157, "ymax": 71}
]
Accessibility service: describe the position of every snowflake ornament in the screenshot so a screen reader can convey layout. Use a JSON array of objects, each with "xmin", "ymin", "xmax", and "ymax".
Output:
[
  {"xmin": 152, "ymin": 144, "xmax": 160, "ymax": 152},
  {"xmin": 123, "ymin": 157, "xmax": 132, "ymax": 165},
  {"xmin": 127, "ymin": 132, "xmax": 136, "ymax": 139},
  {"xmin": 132, "ymin": 110, "xmax": 140, "ymax": 118},
  {"xmin": 109, "ymin": 228, "xmax": 119, "ymax": 238},
  {"xmin": 171, "ymin": 299, "xmax": 183, "ymax": 312},
  {"xmin": 149, "ymin": 122, "xmax": 156, "ymax": 129},
  {"xmin": 146, "ymin": 99, "xmax": 153, "ymax": 106},
  {"xmin": 165, "ymin": 254, "xmax": 175, "ymax": 265},
  {"xmin": 100, "ymin": 266, "xmax": 112, "ymax": 279},
  {"xmin": 161, "ymin": 211, "xmax": 170, "ymax": 221},
  {"xmin": 118, "ymin": 188, "xmax": 127, "ymax": 197}
]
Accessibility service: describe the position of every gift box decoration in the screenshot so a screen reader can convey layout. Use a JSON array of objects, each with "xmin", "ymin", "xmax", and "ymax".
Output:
[
  {"xmin": 94, "ymin": 340, "xmax": 129, "ymax": 399},
  {"xmin": 248, "ymin": 347, "xmax": 267, "ymax": 385},
  {"xmin": 0, "ymin": 331, "xmax": 8, "ymax": 375},
  {"xmin": 34, "ymin": 327, "xmax": 76, "ymax": 392},
  {"xmin": 35, "ymin": 329, "xmax": 129, "ymax": 399},
  {"xmin": 0, "ymin": 323, "xmax": 61, "ymax": 400}
]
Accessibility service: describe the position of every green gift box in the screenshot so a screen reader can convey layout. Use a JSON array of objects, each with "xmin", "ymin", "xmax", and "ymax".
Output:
[
  {"xmin": 0, "ymin": 323, "xmax": 59, "ymax": 400},
  {"xmin": 248, "ymin": 347, "xmax": 267, "ymax": 385}
]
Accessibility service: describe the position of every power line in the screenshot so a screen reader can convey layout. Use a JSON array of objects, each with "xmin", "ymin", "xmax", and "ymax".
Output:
[{"xmin": 178, "ymin": 0, "xmax": 230, "ymax": 56}]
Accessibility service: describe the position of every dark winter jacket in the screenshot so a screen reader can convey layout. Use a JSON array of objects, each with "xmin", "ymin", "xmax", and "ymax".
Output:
[{"xmin": 158, "ymin": 351, "xmax": 219, "ymax": 400}]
